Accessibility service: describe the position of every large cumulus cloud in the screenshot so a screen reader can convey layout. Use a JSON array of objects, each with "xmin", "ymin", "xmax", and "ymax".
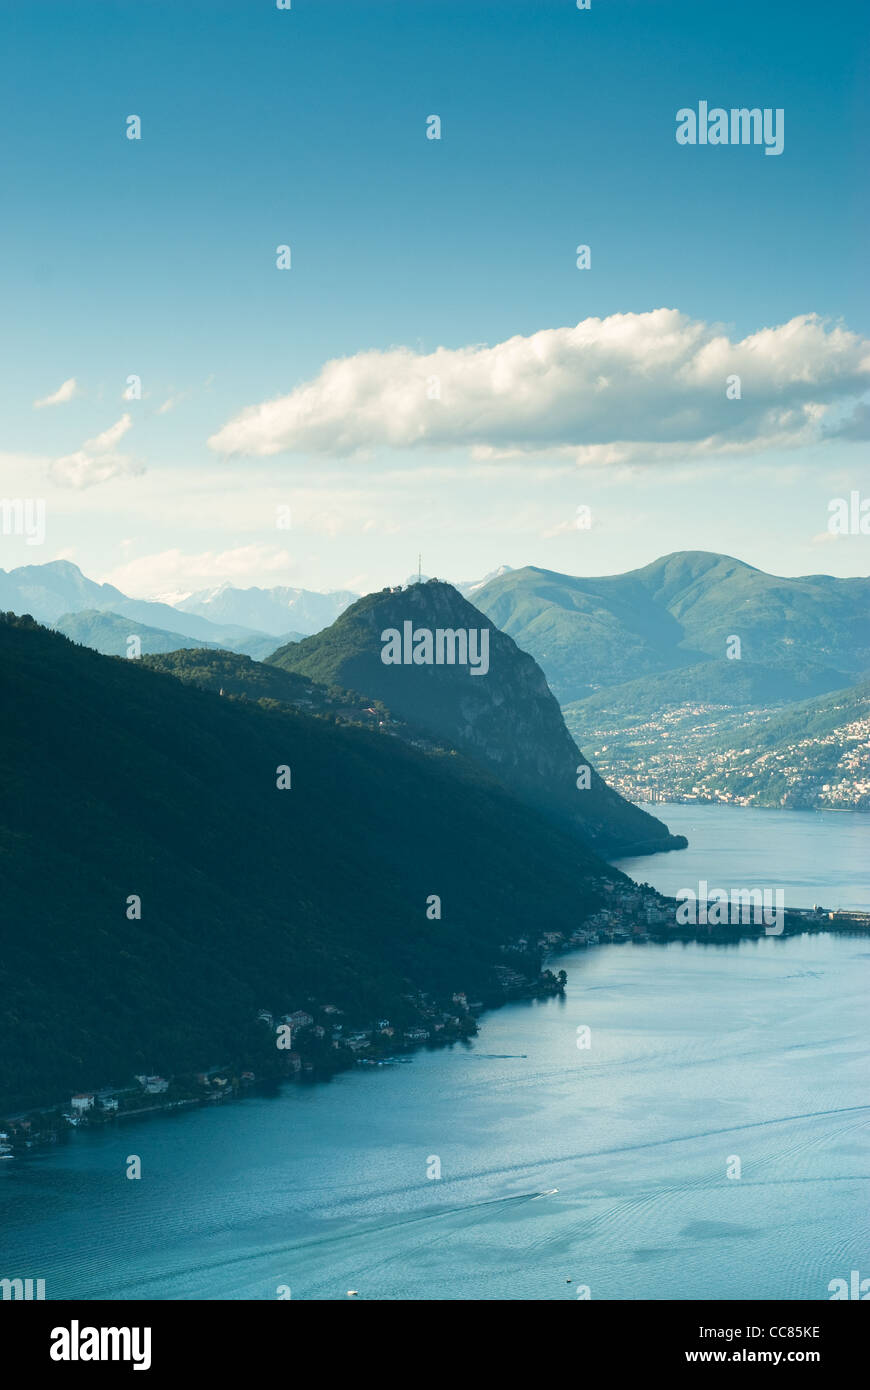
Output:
[{"xmin": 208, "ymin": 310, "xmax": 870, "ymax": 464}]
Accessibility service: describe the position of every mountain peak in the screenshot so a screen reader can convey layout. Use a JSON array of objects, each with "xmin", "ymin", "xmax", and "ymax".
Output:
[
  {"xmin": 457, "ymin": 563, "xmax": 513, "ymax": 596},
  {"xmin": 0, "ymin": 613, "xmax": 611, "ymax": 1112},
  {"xmin": 636, "ymin": 550, "xmax": 762, "ymax": 578},
  {"xmin": 466, "ymin": 552, "xmax": 869, "ymax": 703},
  {"xmin": 177, "ymin": 581, "xmax": 357, "ymax": 636},
  {"xmin": 12, "ymin": 557, "xmax": 86, "ymax": 579},
  {"xmin": 269, "ymin": 581, "xmax": 684, "ymax": 858}
]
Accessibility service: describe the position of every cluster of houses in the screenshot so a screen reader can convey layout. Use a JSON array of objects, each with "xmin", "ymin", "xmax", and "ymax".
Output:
[
  {"xmin": 63, "ymin": 1075, "xmax": 173, "ymax": 1124},
  {"xmin": 493, "ymin": 883, "xmax": 677, "ymax": 959},
  {"xmin": 6, "ymin": 884, "xmax": 694, "ymax": 1150},
  {"xmin": 579, "ymin": 882, "xmax": 677, "ymax": 939},
  {"xmin": 256, "ymin": 992, "xmax": 480, "ymax": 1068},
  {"xmin": 594, "ymin": 704, "xmax": 870, "ymax": 811},
  {"xmin": 59, "ymin": 1067, "xmax": 265, "ymax": 1127},
  {"xmin": 65, "ymin": 1092, "xmax": 118, "ymax": 1124},
  {"xmin": 493, "ymin": 886, "xmax": 667, "ymax": 957}
]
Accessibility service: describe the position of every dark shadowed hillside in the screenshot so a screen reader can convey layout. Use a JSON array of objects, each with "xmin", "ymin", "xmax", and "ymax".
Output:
[
  {"xmin": 0, "ymin": 614, "xmax": 614, "ymax": 1112},
  {"xmin": 269, "ymin": 581, "xmax": 686, "ymax": 857}
]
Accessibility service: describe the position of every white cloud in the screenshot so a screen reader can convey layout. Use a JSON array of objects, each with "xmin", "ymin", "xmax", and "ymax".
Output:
[
  {"xmin": 541, "ymin": 516, "xmax": 597, "ymax": 539},
  {"xmin": 157, "ymin": 391, "xmax": 190, "ymax": 415},
  {"xmin": 34, "ymin": 377, "xmax": 78, "ymax": 408},
  {"xmin": 49, "ymin": 413, "xmax": 142, "ymax": 488},
  {"xmin": 208, "ymin": 310, "xmax": 870, "ymax": 464},
  {"xmin": 102, "ymin": 543, "xmax": 297, "ymax": 597}
]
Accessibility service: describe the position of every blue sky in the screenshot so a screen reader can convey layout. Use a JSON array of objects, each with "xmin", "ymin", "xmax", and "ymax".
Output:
[{"xmin": 1, "ymin": 0, "xmax": 868, "ymax": 597}]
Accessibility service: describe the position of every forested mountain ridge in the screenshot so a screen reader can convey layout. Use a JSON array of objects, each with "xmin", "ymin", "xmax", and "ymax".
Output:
[
  {"xmin": 0, "ymin": 613, "xmax": 613, "ymax": 1112},
  {"xmin": 470, "ymin": 552, "xmax": 870, "ymax": 703},
  {"xmin": 53, "ymin": 609, "xmax": 225, "ymax": 657},
  {"xmin": 269, "ymin": 580, "xmax": 686, "ymax": 857}
]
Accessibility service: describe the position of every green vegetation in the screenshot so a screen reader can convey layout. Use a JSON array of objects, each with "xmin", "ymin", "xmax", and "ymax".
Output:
[
  {"xmin": 735, "ymin": 679, "xmax": 870, "ymax": 752},
  {"xmin": 564, "ymin": 658, "xmax": 853, "ymax": 732},
  {"xmin": 269, "ymin": 582, "xmax": 686, "ymax": 856},
  {"xmin": 53, "ymin": 609, "xmax": 225, "ymax": 657},
  {"xmin": 698, "ymin": 679, "xmax": 870, "ymax": 807},
  {"xmin": 0, "ymin": 613, "xmax": 611, "ymax": 1113},
  {"xmin": 141, "ymin": 648, "xmax": 392, "ymax": 726},
  {"xmin": 471, "ymin": 552, "xmax": 870, "ymax": 703},
  {"xmin": 51, "ymin": 609, "xmax": 303, "ymax": 663},
  {"xmin": 567, "ymin": 673, "xmax": 870, "ymax": 810},
  {"xmin": 141, "ymin": 648, "xmax": 321, "ymax": 702}
]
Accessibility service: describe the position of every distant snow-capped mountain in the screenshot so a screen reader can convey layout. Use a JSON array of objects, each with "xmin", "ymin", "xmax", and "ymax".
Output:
[
  {"xmin": 150, "ymin": 589, "xmax": 196, "ymax": 608},
  {"xmin": 176, "ymin": 582, "xmax": 358, "ymax": 636},
  {"xmin": 0, "ymin": 560, "xmax": 271, "ymax": 650},
  {"xmin": 456, "ymin": 564, "xmax": 513, "ymax": 597},
  {"xmin": 0, "ymin": 561, "xmax": 356, "ymax": 647}
]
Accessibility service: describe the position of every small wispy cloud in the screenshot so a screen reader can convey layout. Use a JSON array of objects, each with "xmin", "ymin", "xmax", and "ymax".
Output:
[
  {"xmin": 540, "ymin": 516, "xmax": 597, "ymax": 539},
  {"xmin": 49, "ymin": 414, "xmax": 142, "ymax": 489},
  {"xmin": 156, "ymin": 391, "xmax": 190, "ymax": 415},
  {"xmin": 34, "ymin": 377, "xmax": 78, "ymax": 409}
]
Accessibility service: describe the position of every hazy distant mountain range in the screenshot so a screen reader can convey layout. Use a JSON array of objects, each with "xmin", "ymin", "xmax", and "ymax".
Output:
[
  {"xmin": 7, "ymin": 552, "xmax": 866, "ymax": 704},
  {"xmin": 51, "ymin": 609, "xmax": 221, "ymax": 657},
  {"xmin": 174, "ymin": 580, "xmax": 357, "ymax": 637},
  {"xmin": 0, "ymin": 560, "xmax": 267, "ymax": 647},
  {"xmin": 0, "ymin": 560, "xmax": 342, "ymax": 656},
  {"xmin": 3, "ymin": 552, "xmax": 867, "ymax": 813},
  {"xmin": 52, "ymin": 609, "xmax": 305, "ymax": 661}
]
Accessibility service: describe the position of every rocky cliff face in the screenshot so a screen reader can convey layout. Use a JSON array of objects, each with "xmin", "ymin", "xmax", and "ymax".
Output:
[{"xmin": 270, "ymin": 581, "xmax": 686, "ymax": 858}]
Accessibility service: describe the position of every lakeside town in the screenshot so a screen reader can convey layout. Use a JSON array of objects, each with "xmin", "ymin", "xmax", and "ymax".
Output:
[
  {"xmin": 573, "ymin": 703, "xmax": 870, "ymax": 810},
  {"xmin": 3, "ymin": 881, "xmax": 868, "ymax": 1160}
]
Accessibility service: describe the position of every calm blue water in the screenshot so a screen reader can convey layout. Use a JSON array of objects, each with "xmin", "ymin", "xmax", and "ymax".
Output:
[
  {"xmin": 2, "ymin": 808, "xmax": 868, "ymax": 1301},
  {"xmin": 615, "ymin": 803, "xmax": 870, "ymax": 911}
]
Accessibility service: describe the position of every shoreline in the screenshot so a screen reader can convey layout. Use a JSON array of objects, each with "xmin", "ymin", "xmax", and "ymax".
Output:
[
  {"xmin": 3, "ymin": 908, "xmax": 867, "ymax": 1157},
  {"xmin": 0, "ymin": 969, "xmax": 566, "ymax": 1152}
]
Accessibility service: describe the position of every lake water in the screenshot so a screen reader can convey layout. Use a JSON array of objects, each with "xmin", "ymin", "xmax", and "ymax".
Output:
[
  {"xmin": 2, "ymin": 806, "xmax": 868, "ymax": 1301},
  {"xmin": 614, "ymin": 803, "xmax": 870, "ymax": 911}
]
